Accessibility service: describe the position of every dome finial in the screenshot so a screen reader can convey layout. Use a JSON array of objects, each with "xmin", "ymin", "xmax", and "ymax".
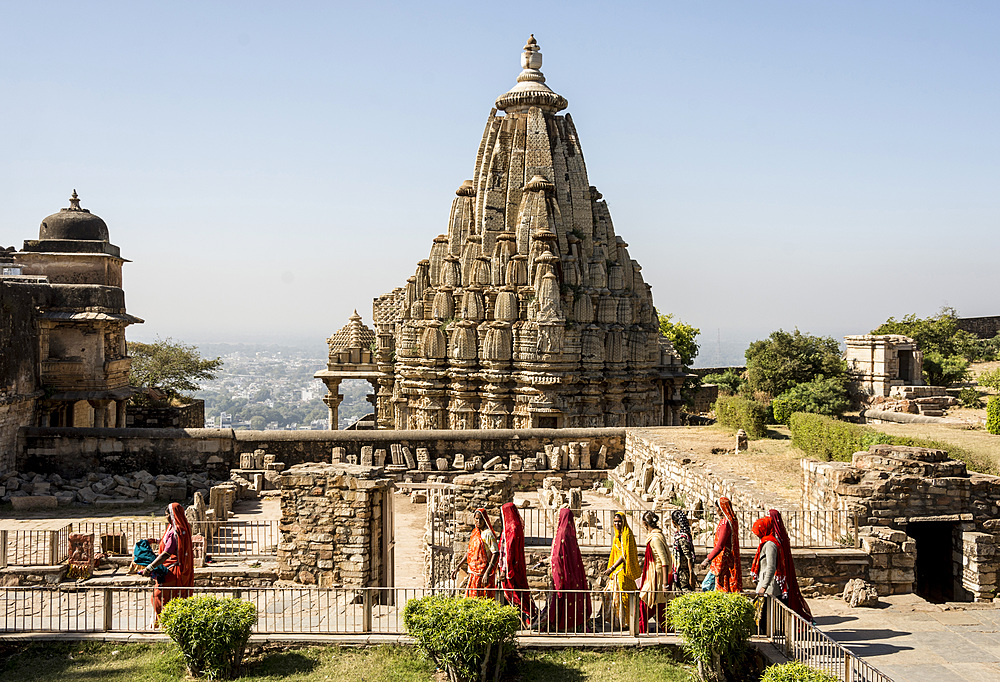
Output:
[
  {"xmin": 69, "ymin": 190, "xmax": 81, "ymax": 210},
  {"xmin": 495, "ymin": 34, "xmax": 568, "ymax": 113}
]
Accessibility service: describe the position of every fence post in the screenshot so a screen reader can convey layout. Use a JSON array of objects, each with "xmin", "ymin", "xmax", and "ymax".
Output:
[
  {"xmin": 103, "ymin": 588, "xmax": 113, "ymax": 632},
  {"xmin": 48, "ymin": 530, "xmax": 58, "ymax": 565},
  {"xmin": 362, "ymin": 590, "xmax": 372, "ymax": 633},
  {"xmin": 0, "ymin": 530, "xmax": 6, "ymax": 569},
  {"xmin": 844, "ymin": 650, "xmax": 852, "ymax": 682},
  {"xmin": 628, "ymin": 592, "xmax": 637, "ymax": 637},
  {"xmin": 853, "ymin": 512, "xmax": 860, "ymax": 549}
]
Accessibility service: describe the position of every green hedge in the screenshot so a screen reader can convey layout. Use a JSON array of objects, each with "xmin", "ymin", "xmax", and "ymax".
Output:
[
  {"xmin": 761, "ymin": 661, "xmax": 839, "ymax": 682},
  {"xmin": 987, "ymin": 396, "xmax": 1000, "ymax": 435},
  {"xmin": 403, "ymin": 595, "xmax": 520, "ymax": 682},
  {"xmin": 788, "ymin": 412, "xmax": 994, "ymax": 474},
  {"xmin": 714, "ymin": 395, "xmax": 768, "ymax": 439}
]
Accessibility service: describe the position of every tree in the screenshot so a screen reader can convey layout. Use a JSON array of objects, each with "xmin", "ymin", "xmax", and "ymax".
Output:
[
  {"xmin": 658, "ymin": 312, "xmax": 700, "ymax": 367},
  {"xmin": 129, "ymin": 338, "xmax": 223, "ymax": 400},
  {"xmin": 922, "ymin": 351, "xmax": 970, "ymax": 387},
  {"xmin": 744, "ymin": 329, "xmax": 850, "ymax": 400},
  {"xmin": 249, "ymin": 415, "xmax": 266, "ymax": 430},
  {"xmin": 872, "ymin": 307, "xmax": 981, "ymax": 360},
  {"xmin": 772, "ymin": 377, "xmax": 852, "ymax": 424}
]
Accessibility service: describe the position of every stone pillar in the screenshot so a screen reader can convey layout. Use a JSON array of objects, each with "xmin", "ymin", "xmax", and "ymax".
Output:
[
  {"xmin": 321, "ymin": 378, "xmax": 343, "ymax": 430},
  {"xmin": 88, "ymin": 399, "xmax": 111, "ymax": 428},
  {"xmin": 278, "ymin": 463, "xmax": 393, "ymax": 588}
]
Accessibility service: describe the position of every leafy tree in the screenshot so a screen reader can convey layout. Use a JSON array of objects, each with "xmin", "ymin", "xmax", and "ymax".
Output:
[
  {"xmin": 249, "ymin": 415, "xmax": 266, "ymax": 430},
  {"xmin": 978, "ymin": 367, "xmax": 1000, "ymax": 393},
  {"xmin": 658, "ymin": 312, "xmax": 700, "ymax": 367},
  {"xmin": 922, "ymin": 351, "xmax": 969, "ymax": 387},
  {"xmin": 129, "ymin": 338, "xmax": 222, "ymax": 400},
  {"xmin": 872, "ymin": 307, "xmax": 981, "ymax": 361},
  {"xmin": 744, "ymin": 330, "xmax": 849, "ymax": 400}
]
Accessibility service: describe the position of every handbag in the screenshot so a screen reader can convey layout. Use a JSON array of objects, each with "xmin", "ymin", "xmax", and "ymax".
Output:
[{"xmin": 701, "ymin": 571, "xmax": 716, "ymax": 591}]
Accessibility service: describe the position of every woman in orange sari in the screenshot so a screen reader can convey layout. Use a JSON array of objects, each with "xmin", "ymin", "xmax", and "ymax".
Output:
[
  {"xmin": 453, "ymin": 508, "xmax": 498, "ymax": 598},
  {"xmin": 142, "ymin": 502, "xmax": 194, "ymax": 625},
  {"xmin": 698, "ymin": 497, "xmax": 742, "ymax": 592}
]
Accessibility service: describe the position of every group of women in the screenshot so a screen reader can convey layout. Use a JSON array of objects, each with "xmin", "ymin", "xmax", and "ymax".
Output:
[{"xmin": 460, "ymin": 496, "xmax": 811, "ymax": 633}]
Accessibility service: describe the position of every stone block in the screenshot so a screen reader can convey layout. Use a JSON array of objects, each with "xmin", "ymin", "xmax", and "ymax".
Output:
[
  {"xmin": 375, "ymin": 449, "xmax": 387, "ymax": 467},
  {"xmin": 360, "ymin": 446, "xmax": 373, "ymax": 466},
  {"xmin": 435, "ymin": 457, "xmax": 449, "ymax": 471},
  {"xmin": 403, "ymin": 447, "xmax": 416, "ymax": 469}
]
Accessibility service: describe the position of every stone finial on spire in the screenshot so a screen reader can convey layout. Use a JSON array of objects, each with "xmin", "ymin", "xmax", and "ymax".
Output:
[
  {"xmin": 69, "ymin": 190, "xmax": 82, "ymax": 210},
  {"xmin": 495, "ymin": 34, "xmax": 568, "ymax": 114}
]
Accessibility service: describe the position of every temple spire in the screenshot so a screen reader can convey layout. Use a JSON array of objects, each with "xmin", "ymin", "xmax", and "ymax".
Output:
[{"xmin": 68, "ymin": 190, "xmax": 82, "ymax": 210}]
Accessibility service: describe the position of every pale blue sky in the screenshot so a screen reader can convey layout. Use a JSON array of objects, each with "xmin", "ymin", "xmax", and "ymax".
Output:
[{"xmin": 2, "ymin": 1, "xmax": 998, "ymax": 365}]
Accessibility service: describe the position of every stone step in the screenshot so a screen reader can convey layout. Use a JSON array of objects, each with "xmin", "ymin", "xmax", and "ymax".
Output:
[{"xmin": 93, "ymin": 497, "xmax": 147, "ymax": 507}]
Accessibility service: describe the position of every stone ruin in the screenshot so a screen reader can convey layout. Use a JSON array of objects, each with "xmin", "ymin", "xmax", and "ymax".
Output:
[
  {"xmin": 803, "ymin": 444, "xmax": 1000, "ymax": 601},
  {"xmin": 229, "ymin": 448, "xmax": 286, "ymax": 495}
]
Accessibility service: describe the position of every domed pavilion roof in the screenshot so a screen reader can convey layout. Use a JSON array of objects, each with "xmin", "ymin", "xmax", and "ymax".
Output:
[{"xmin": 39, "ymin": 191, "xmax": 110, "ymax": 242}]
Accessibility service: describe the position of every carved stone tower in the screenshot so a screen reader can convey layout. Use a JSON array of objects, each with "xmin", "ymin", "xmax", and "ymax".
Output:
[{"xmin": 359, "ymin": 36, "xmax": 685, "ymax": 430}]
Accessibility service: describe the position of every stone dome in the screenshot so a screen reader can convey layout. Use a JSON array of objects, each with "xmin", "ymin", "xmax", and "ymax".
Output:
[{"xmin": 39, "ymin": 191, "xmax": 109, "ymax": 242}]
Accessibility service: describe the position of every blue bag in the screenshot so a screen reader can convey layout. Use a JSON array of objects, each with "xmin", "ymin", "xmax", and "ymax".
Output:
[{"xmin": 701, "ymin": 571, "xmax": 716, "ymax": 591}]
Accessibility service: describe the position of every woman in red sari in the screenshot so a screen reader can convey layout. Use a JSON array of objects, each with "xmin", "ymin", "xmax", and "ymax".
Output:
[
  {"xmin": 453, "ymin": 508, "xmax": 498, "ymax": 598},
  {"xmin": 698, "ymin": 497, "xmax": 742, "ymax": 592},
  {"xmin": 545, "ymin": 508, "xmax": 591, "ymax": 631},
  {"xmin": 766, "ymin": 509, "xmax": 812, "ymax": 621},
  {"xmin": 142, "ymin": 502, "xmax": 194, "ymax": 626},
  {"xmin": 498, "ymin": 502, "xmax": 536, "ymax": 626}
]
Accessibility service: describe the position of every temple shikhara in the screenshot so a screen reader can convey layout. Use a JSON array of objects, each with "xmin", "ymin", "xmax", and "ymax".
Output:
[{"xmin": 320, "ymin": 36, "xmax": 686, "ymax": 430}]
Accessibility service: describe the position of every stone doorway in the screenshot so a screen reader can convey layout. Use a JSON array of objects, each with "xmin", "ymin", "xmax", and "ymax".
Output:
[{"xmin": 909, "ymin": 520, "xmax": 956, "ymax": 603}]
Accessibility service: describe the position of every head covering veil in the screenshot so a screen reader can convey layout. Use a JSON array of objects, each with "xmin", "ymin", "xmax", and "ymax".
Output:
[
  {"xmin": 768, "ymin": 509, "xmax": 812, "ymax": 621},
  {"xmin": 609, "ymin": 512, "xmax": 640, "ymax": 582}
]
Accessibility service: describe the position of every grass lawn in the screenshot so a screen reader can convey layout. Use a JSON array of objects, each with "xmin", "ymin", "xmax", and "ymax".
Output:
[{"xmin": 0, "ymin": 642, "xmax": 694, "ymax": 681}]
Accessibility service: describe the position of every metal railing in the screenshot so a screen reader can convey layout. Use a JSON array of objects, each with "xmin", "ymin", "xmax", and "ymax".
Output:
[
  {"xmin": 762, "ymin": 596, "xmax": 893, "ymax": 682},
  {"xmin": 74, "ymin": 520, "xmax": 281, "ymax": 558},
  {"xmin": 1, "ymin": 525, "xmax": 73, "ymax": 566},
  {"xmin": 0, "ymin": 585, "xmax": 676, "ymax": 637},
  {"xmin": 518, "ymin": 508, "xmax": 858, "ymax": 549}
]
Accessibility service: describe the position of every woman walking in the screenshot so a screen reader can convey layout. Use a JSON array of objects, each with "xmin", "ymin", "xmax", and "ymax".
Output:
[
  {"xmin": 498, "ymin": 502, "xmax": 536, "ymax": 626},
  {"xmin": 545, "ymin": 508, "xmax": 591, "ymax": 631},
  {"xmin": 669, "ymin": 510, "xmax": 697, "ymax": 592},
  {"xmin": 142, "ymin": 502, "xmax": 194, "ymax": 626},
  {"xmin": 766, "ymin": 509, "xmax": 813, "ymax": 621},
  {"xmin": 637, "ymin": 511, "xmax": 672, "ymax": 633},
  {"xmin": 699, "ymin": 497, "xmax": 742, "ymax": 592},
  {"xmin": 601, "ymin": 511, "xmax": 640, "ymax": 628},
  {"xmin": 453, "ymin": 508, "xmax": 498, "ymax": 598}
]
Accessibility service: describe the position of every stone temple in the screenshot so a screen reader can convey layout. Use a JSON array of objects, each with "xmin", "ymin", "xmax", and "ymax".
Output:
[{"xmin": 320, "ymin": 36, "xmax": 685, "ymax": 431}]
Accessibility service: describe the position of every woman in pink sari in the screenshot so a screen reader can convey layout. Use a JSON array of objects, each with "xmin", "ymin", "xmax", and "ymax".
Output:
[
  {"xmin": 498, "ymin": 502, "xmax": 536, "ymax": 626},
  {"xmin": 142, "ymin": 502, "xmax": 194, "ymax": 626},
  {"xmin": 544, "ymin": 508, "xmax": 591, "ymax": 631}
]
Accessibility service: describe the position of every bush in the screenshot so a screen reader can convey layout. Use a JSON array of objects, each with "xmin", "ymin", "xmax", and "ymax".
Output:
[
  {"xmin": 668, "ymin": 591, "xmax": 754, "ymax": 682},
  {"xmin": 159, "ymin": 596, "xmax": 257, "ymax": 679},
  {"xmin": 761, "ymin": 661, "xmax": 839, "ymax": 682},
  {"xmin": 988, "ymin": 396, "xmax": 1000, "ymax": 436},
  {"xmin": 774, "ymin": 377, "xmax": 850, "ymax": 421},
  {"xmin": 714, "ymin": 395, "xmax": 768, "ymax": 439},
  {"xmin": 922, "ymin": 351, "xmax": 969, "ymax": 387},
  {"xmin": 744, "ymin": 329, "xmax": 850, "ymax": 399},
  {"xmin": 702, "ymin": 369, "xmax": 743, "ymax": 395},
  {"xmin": 979, "ymin": 367, "xmax": 1000, "ymax": 393},
  {"xmin": 771, "ymin": 396, "xmax": 793, "ymax": 426},
  {"xmin": 403, "ymin": 595, "xmax": 520, "ymax": 682},
  {"xmin": 959, "ymin": 387, "xmax": 984, "ymax": 409},
  {"xmin": 788, "ymin": 412, "xmax": 994, "ymax": 473}
]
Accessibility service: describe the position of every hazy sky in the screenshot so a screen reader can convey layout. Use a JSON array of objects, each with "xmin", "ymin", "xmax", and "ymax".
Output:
[{"xmin": 3, "ymin": 1, "xmax": 998, "ymax": 365}]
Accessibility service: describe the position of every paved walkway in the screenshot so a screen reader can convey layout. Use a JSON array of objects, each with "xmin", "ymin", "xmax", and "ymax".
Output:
[{"xmin": 811, "ymin": 594, "xmax": 1000, "ymax": 681}]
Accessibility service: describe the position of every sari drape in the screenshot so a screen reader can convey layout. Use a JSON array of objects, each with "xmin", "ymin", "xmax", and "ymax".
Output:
[
  {"xmin": 151, "ymin": 502, "xmax": 194, "ymax": 623},
  {"xmin": 768, "ymin": 509, "xmax": 812, "ymax": 621},
  {"xmin": 499, "ymin": 503, "xmax": 535, "ymax": 623},
  {"xmin": 602, "ymin": 512, "xmax": 640, "ymax": 626},
  {"xmin": 465, "ymin": 509, "xmax": 497, "ymax": 598},
  {"xmin": 711, "ymin": 497, "xmax": 742, "ymax": 593},
  {"xmin": 546, "ymin": 508, "xmax": 591, "ymax": 631}
]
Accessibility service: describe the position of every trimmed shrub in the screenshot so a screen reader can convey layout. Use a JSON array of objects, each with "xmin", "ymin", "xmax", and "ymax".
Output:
[
  {"xmin": 403, "ymin": 595, "xmax": 520, "ymax": 682},
  {"xmin": 159, "ymin": 595, "xmax": 257, "ymax": 679},
  {"xmin": 702, "ymin": 369, "xmax": 743, "ymax": 395},
  {"xmin": 714, "ymin": 395, "xmax": 768, "ymax": 439},
  {"xmin": 669, "ymin": 591, "xmax": 754, "ymax": 682},
  {"xmin": 789, "ymin": 412, "xmax": 995, "ymax": 474},
  {"xmin": 761, "ymin": 661, "xmax": 839, "ymax": 682},
  {"xmin": 988, "ymin": 396, "xmax": 1000, "ymax": 436}
]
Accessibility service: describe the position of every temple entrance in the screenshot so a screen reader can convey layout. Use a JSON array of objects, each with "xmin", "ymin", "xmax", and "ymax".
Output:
[
  {"xmin": 897, "ymin": 350, "xmax": 913, "ymax": 383},
  {"xmin": 909, "ymin": 520, "xmax": 956, "ymax": 603}
]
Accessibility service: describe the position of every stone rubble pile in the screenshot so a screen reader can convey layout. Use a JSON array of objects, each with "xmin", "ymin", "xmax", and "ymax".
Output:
[{"xmin": 0, "ymin": 469, "xmax": 216, "ymax": 507}]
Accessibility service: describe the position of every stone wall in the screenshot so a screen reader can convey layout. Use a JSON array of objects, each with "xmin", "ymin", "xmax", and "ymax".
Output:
[
  {"xmin": 277, "ymin": 462, "xmax": 393, "ymax": 588},
  {"xmin": 0, "ymin": 397, "xmax": 34, "ymax": 475},
  {"xmin": 19, "ymin": 427, "xmax": 234, "ymax": 478},
  {"xmin": 18, "ymin": 426, "xmax": 624, "ymax": 481},
  {"xmin": 126, "ymin": 400, "xmax": 205, "ymax": 429},
  {"xmin": 1, "ymin": 280, "xmax": 42, "ymax": 474},
  {"xmin": 957, "ymin": 315, "xmax": 1000, "ymax": 340}
]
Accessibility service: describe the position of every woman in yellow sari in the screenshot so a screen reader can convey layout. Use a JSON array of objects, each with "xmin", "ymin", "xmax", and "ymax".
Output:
[{"xmin": 601, "ymin": 512, "xmax": 640, "ymax": 628}]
